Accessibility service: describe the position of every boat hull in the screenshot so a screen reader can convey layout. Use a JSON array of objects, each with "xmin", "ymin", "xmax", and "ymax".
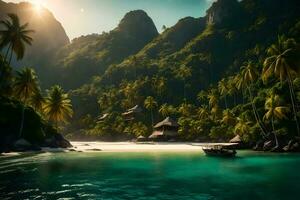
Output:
[{"xmin": 203, "ymin": 148, "xmax": 237, "ymax": 157}]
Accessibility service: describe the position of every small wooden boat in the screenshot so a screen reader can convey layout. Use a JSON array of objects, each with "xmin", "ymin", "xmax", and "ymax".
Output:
[{"xmin": 203, "ymin": 145, "xmax": 237, "ymax": 157}]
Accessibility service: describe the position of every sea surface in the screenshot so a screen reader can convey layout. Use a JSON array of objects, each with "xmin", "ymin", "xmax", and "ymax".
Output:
[{"xmin": 1, "ymin": 151, "xmax": 300, "ymax": 200}]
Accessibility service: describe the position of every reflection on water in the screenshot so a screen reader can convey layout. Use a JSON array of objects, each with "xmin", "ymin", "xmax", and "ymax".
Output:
[{"xmin": 1, "ymin": 151, "xmax": 300, "ymax": 200}]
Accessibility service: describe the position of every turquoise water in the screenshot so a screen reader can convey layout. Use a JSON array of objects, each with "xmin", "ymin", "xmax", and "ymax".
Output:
[{"xmin": 1, "ymin": 151, "xmax": 300, "ymax": 200}]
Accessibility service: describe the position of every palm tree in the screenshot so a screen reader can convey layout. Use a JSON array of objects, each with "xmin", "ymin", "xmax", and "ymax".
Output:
[
  {"xmin": 159, "ymin": 104, "xmax": 169, "ymax": 118},
  {"xmin": 241, "ymin": 60, "xmax": 268, "ymax": 137},
  {"xmin": 221, "ymin": 109, "xmax": 235, "ymax": 126},
  {"xmin": 263, "ymin": 94, "xmax": 289, "ymax": 146},
  {"xmin": 218, "ymin": 78, "xmax": 229, "ymax": 108},
  {"xmin": 30, "ymin": 88, "xmax": 45, "ymax": 114},
  {"xmin": 227, "ymin": 76, "xmax": 238, "ymax": 106},
  {"xmin": 234, "ymin": 72, "xmax": 246, "ymax": 103},
  {"xmin": 144, "ymin": 96, "xmax": 157, "ymax": 128},
  {"xmin": 0, "ymin": 55, "xmax": 13, "ymax": 95},
  {"xmin": 207, "ymin": 89, "xmax": 218, "ymax": 109},
  {"xmin": 44, "ymin": 85, "xmax": 73, "ymax": 129},
  {"xmin": 14, "ymin": 68, "xmax": 39, "ymax": 137},
  {"xmin": 152, "ymin": 76, "xmax": 166, "ymax": 98},
  {"xmin": 234, "ymin": 116, "xmax": 251, "ymax": 137},
  {"xmin": 0, "ymin": 13, "xmax": 34, "ymax": 64},
  {"xmin": 197, "ymin": 105, "xmax": 210, "ymax": 120},
  {"xmin": 263, "ymin": 35, "xmax": 300, "ymax": 135},
  {"xmin": 175, "ymin": 65, "xmax": 192, "ymax": 102},
  {"xmin": 178, "ymin": 103, "xmax": 193, "ymax": 117},
  {"xmin": 197, "ymin": 90, "xmax": 207, "ymax": 104}
]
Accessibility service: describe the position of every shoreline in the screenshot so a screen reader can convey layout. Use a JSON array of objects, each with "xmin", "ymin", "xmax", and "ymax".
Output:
[{"xmin": 1, "ymin": 141, "xmax": 239, "ymax": 156}]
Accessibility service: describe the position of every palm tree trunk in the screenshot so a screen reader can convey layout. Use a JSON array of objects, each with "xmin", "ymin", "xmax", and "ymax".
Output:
[
  {"xmin": 271, "ymin": 117, "xmax": 278, "ymax": 147},
  {"xmin": 183, "ymin": 80, "xmax": 186, "ymax": 102},
  {"xmin": 287, "ymin": 74, "xmax": 300, "ymax": 136},
  {"xmin": 248, "ymin": 86, "xmax": 268, "ymax": 138},
  {"xmin": 8, "ymin": 45, "xmax": 13, "ymax": 65},
  {"xmin": 234, "ymin": 93, "xmax": 237, "ymax": 106},
  {"xmin": 150, "ymin": 108, "xmax": 154, "ymax": 129},
  {"xmin": 4, "ymin": 44, "xmax": 11, "ymax": 61},
  {"xmin": 0, "ymin": 45, "xmax": 11, "ymax": 83},
  {"xmin": 224, "ymin": 96, "xmax": 228, "ymax": 109},
  {"xmin": 18, "ymin": 105, "xmax": 25, "ymax": 138},
  {"xmin": 241, "ymin": 91, "xmax": 244, "ymax": 104}
]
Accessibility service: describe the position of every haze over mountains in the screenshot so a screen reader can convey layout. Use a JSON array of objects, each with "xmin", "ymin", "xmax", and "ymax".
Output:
[{"xmin": 0, "ymin": 0, "xmax": 69, "ymax": 73}]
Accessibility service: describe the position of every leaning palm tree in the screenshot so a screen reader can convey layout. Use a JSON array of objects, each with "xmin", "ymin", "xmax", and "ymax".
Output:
[
  {"xmin": 263, "ymin": 94, "xmax": 290, "ymax": 146},
  {"xmin": 0, "ymin": 13, "xmax": 34, "ymax": 64},
  {"xmin": 44, "ymin": 85, "xmax": 73, "ymax": 129},
  {"xmin": 144, "ymin": 96, "xmax": 157, "ymax": 128},
  {"xmin": 241, "ymin": 60, "xmax": 268, "ymax": 137},
  {"xmin": 14, "ymin": 68, "xmax": 39, "ymax": 137},
  {"xmin": 262, "ymin": 35, "xmax": 300, "ymax": 135}
]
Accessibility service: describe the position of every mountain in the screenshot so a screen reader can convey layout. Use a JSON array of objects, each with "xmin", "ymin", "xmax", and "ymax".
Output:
[
  {"xmin": 65, "ymin": 0, "xmax": 300, "ymax": 139},
  {"xmin": 0, "ymin": 0, "xmax": 70, "ymax": 76},
  {"xmin": 51, "ymin": 10, "xmax": 158, "ymax": 89},
  {"xmin": 100, "ymin": 0, "xmax": 300, "ymax": 93}
]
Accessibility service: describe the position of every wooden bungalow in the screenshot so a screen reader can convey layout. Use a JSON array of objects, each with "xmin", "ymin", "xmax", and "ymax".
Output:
[
  {"xmin": 122, "ymin": 105, "xmax": 142, "ymax": 121},
  {"xmin": 149, "ymin": 117, "xmax": 179, "ymax": 141}
]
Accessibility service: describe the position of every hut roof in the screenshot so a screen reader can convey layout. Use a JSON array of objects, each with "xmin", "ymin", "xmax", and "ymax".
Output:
[
  {"xmin": 229, "ymin": 135, "xmax": 242, "ymax": 143},
  {"xmin": 128, "ymin": 105, "xmax": 142, "ymax": 113},
  {"xmin": 154, "ymin": 117, "xmax": 179, "ymax": 128},
  {"xmin": 149, "ymin": 130, "xmax": 178, "ymax": 138},
  {"xmin": 122, "ymin": 105, "xmax": 142, "ymax": 115},
  {"xmin": 98, "ymin": 113, "xmax": 109, "ymax": 121},
  {"xmin": 149, "ymin": 131, "xmax": 164, "ymax": 138}
]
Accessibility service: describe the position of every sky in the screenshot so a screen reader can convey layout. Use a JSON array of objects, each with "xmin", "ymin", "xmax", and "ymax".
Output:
[{"xmin": 4, "ymin": 0, "xmax": 215, "ymax": 40}]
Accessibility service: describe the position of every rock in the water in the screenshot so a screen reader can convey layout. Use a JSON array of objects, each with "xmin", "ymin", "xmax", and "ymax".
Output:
[
  {"xmin": 44, "ymin": 134, "xmax": 72, "ymax": 148},
  {"xmin": 13, "ymin": 139, "xmax": 32, "ymax": 151},
  {"xmin": 270, "ymin": 146, "xmax": 282, "ymax": 152},
  {"xmin": 283, "ymin": 140, "xmax": 300, "ymax": 152},
  {"xmin": 253, "ymin": 140, "xmax": 264, "ymax": 151},
  {"xmin": 54, "ymin": 133, "xmax": 72, "ymax": 148},
  {"xmin": 263, "ymin": 140, "xmax": 274, "ymax": 151},
  {"xmin": 87, "ymin": 148, "xmax": 102, "ymax": 152}
]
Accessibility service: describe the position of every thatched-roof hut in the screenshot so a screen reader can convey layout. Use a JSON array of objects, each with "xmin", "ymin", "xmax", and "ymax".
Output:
[
  {"xmin": 136, "ymin": 135, "xmax": 147, "ymax": 142},
  {"xmin": 122, "ymin": 105, "xmax": 143, "ymax": 121},
  {"xmin": 154, "ymin": 117, "xmax": 179, "ymax": 129},
  {"xmin": 149, "ymin": 117, "xmax": 179, "ymax": 140},
  {"xmin": 229, "ymin": 135, "xmax": 242, "ymax": 143}
]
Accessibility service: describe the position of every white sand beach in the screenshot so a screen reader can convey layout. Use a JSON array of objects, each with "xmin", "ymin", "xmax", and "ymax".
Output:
[
  {"xmin": 0, "ymin": 142, "xmax": 237, "ymax": 156},
  {"xmin": 70, "ymin": 141, "xmax": 237, "ymax": 152}
]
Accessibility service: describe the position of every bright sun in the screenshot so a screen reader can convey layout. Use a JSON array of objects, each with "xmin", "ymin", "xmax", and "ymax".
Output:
[{"xmin": 31, "ymin": 0, "xmax": 45, "ymax": 13}]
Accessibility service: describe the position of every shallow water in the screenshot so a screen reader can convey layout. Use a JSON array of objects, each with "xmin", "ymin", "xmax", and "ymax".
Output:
[{"xmin": 1, "ymin": 151, "xmax": 300, "ymax": 200}]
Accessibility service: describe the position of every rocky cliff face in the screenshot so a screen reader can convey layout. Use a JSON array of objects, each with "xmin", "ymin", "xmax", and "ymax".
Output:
[
  {"xmin": 117, "ymin": 10, "xmax": 158, "ymax": 43},
  {"xmin": 52, "ymin": 10, "xmax": 159, "ymax": 89},
  {"xmin": 206, "ymin": 0, "xmax": 241, "ymax": 26}
]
